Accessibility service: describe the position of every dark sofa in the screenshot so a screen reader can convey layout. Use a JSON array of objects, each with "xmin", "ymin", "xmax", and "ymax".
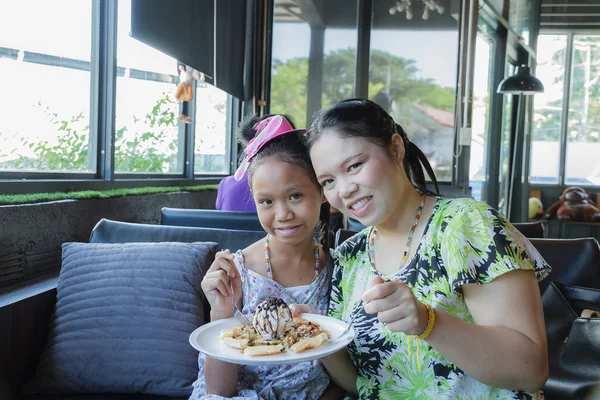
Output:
[{"xmin": 0, "ymin": 219, "xmax": 266, "ymax": 400}]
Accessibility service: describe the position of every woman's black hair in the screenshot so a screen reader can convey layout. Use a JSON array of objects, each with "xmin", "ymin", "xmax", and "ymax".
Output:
[
  {"xmin": 240, "ymin": 114, "xmax": 332, "ymax": 252},
  {"xmin": 307, "ymin": 98, "xmax": 440, "ymax": 196}
]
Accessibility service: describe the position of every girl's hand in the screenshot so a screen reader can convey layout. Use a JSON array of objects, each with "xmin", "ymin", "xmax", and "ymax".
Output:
[
  {"xmin": 362, "ymin": 276, "xmax": 429, "ymax": 335},
  {"xmin": 289, "ymin": 303, "xmax": 320, "ymax": 317},
  {"xmin": 200, "ymin": 249, "xmax": 242, "ymax": 319}
]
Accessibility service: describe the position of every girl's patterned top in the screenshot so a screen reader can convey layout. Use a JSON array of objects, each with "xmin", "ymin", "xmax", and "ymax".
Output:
[
  {"xmin": 190, "ymin": 249, "xmax": 332, "ymax": 400},
  {"xmin": 330, "ymin": 197, "xmax": 551, "ymax": 400}
]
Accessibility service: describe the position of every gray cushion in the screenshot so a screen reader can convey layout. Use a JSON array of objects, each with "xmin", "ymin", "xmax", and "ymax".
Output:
[{"xmin": 24, "ymin": 241, "xmax": 217, "ymax": 397}]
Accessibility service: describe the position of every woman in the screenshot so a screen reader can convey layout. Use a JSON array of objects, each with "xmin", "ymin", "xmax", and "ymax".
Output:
[{"xmin": 297, "ymin": 98, "xmax": 550, "ymax": 399}]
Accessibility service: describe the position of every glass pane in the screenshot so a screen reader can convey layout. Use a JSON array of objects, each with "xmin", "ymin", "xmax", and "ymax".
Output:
[
  {"xmin": 565, "ymin": 35, "xmax": 600, "ymax": 185},
  {"xmin": 369, "ymin": 4, "xmax": 459, "ymax": 182},
  {"xmin": 271, "ymin": 1, "xmax": 357, "ymax": 128},
  {"xmin": 469, "ymin": 34, "xmax": 493, "ymax": 202},
  {"xmin": 530, "ymin": 35, "xmax": 567, "ymax": 185},
  {"xmin": 194, "ymin": 83, "xmax": 229, "ymax": 174},
  {"xmin": 497, "ymin": 65, "xmax": 515, "ymax": 216},
  {"xmin": 0, "ymin": 1, "xmax": 92, "ymax": 172},
  {"xmin": 509, "ymin": 0, "xmax": 532, "ymax": 46},
  {"xmin": 115, "ymin": 0, "xmax": 181, "ymax": 174},
  {"xmin": 0, "ymin": 0, "xmax": 91, "ymax": 61},
  {"xmin": 322, "ymin": 28, "xmax": 357, "ymax": 109},
  {"xmin": 271, "ymin": 16, "xmax": 310, "ymax": 127}
]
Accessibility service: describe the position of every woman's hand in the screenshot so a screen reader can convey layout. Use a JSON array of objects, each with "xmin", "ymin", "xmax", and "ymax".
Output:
[
  {"xmin": 362, "ymin": 276, "xmax": 429, "ymax": 335},
  {"xmin": 289, "ymin": 303, "xmax": 320, "ymax": 317},
  {"xmin": 200, "ymin": 249, "xmax": 242, "ymax": 319}
]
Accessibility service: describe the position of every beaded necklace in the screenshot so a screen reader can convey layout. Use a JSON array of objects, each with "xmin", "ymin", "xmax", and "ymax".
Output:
[
  {"xmin": 264, "ymin": 235, "xmax": 320, "ymax": 282},
  {"xmin": 368, "ymin": 193, "xmax": 426, "ymax": 270}
]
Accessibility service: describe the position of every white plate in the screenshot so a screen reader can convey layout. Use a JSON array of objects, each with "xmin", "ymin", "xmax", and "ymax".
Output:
[{"xmin": 189, "ymin": 313, "xmax": 354, "ymax": 365}]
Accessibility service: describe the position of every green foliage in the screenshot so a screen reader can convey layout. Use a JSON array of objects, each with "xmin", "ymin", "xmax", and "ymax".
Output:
[
  {"xmin": 114, "ymin": 92, "xmax": 179, "ymax": 172},
  {"xmin": 0, "ymin": 184, "xmax": 218, "ymax": 205},
  {"xmin": 12, "ymin": 104, "xmax": 90, "ymax": 171},
  {"xmin": 270, "ymin": 57, "xmax": 310, "ymax": 126},
  {"xmin": 13, "ymin": 92, "xmax": 180, "ymax": 172}
]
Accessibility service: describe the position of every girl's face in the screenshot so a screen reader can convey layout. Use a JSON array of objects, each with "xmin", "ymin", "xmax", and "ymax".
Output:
[
  {"xmin": 251, "ymin": 157, "xmax": 323, "ymax": 245},
  {"xmin": 309, "ymin": 130, "xmax": 404, "ymax": 227}
]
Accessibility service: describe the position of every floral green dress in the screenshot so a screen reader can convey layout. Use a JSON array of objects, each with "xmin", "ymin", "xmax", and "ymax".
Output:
[{"xmin": 330, "ymin": 197, "xmax": 551, "ymax": 400}]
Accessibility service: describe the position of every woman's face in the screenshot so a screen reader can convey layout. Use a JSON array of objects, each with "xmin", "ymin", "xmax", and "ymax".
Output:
[
  {"xmin": 251, "ymin": 157, "xmax": 323, "ymax": 245},
  {"xmin": 309, "ymin": 131, "xmax": 404, "ymax": 227}
]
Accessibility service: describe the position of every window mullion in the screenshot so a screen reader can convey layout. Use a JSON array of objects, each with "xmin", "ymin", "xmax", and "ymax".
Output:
[
  {"xmin": 558, "ymin": 33, "xmax": 574, "ymax": 186},
  {"xmin": 89, "ymin": 0, "xmax": 101, "ymax": 175},
  {"xmin": 183, "ymin": 85, "xmax": 196, "ymax": 179},
  {"xmin": 95, "ymin": 0, "xmax": 117, "ymax": 181}
]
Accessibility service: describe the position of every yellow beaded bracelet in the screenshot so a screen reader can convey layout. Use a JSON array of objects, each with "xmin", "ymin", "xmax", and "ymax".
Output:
[{"xmin": 415, "ymin": 303, "xmax": 436, "ymax": 340}]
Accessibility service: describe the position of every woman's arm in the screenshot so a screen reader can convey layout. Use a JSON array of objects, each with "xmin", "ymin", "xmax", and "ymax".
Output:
[
  {"xmin": 320, "ymin": 348, "xmax": 359, "ymax": 396},
  {"xmin": 425, "ymin": 269, "xmax": 548, "ymax": 392},
  {"xmin": 364, "ymin": 270, "xmax": 548, "ymax": 393},
  {"xmin": 203, "ymin": 311, "xmax": 239, "ymax": 396}
]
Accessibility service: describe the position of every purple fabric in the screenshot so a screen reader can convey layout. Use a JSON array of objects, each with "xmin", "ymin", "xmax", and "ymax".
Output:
[{"xmin": 216, "ymin": 173, "xmax": 256, "ymax": 212}]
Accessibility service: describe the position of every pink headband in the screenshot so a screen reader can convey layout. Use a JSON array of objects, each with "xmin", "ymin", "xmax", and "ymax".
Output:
[{"xmin": 234, "ymin": 115, "xmax": 306, "ymax": 181}]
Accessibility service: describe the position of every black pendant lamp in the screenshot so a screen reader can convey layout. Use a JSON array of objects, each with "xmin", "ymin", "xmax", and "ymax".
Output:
[{"xmin": 497, "ymin": 64, "xmax": 544, "ymax": 95}]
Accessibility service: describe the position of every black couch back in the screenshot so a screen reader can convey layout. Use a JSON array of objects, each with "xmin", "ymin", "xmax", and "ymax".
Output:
[
  {"xmin": 160, "ymin": 208, "xmax": 264, "ymax": 232},
  {"xmin": 91, "ymin": 218, "xmax": 266, "ymax": 251}
]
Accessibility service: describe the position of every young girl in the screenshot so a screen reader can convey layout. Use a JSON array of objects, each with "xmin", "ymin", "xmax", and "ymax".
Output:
[
  {"xmin": 297, "ymin": 98, "xmax": 550, "ymax": 399},
  {"xmin": 190, "ymin": 115, "xmax": 339, "ymax": 400}
]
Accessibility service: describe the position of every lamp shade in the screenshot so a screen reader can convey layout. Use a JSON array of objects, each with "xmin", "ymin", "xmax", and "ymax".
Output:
[{"xmin": 497, "ymin": 65, "xmax": 544, "ymax": 95}]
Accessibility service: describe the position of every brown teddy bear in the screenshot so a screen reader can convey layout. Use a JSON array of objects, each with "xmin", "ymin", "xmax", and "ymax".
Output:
[{"xmin": 543, "ymin": 187, "xmax": 600, "ymax": 222}]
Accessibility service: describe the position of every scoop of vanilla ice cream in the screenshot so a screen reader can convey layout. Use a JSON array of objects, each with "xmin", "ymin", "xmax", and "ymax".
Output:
[{"xmin": 252, "ymin": 297, "xmax": 293, "ymax": 340}]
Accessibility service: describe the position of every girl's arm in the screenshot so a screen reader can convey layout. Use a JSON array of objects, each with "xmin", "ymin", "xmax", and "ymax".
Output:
[
  {"xmin": 200, "ymin": 250, "xmax": 242, "ymax": 396},
  {"xmin": 320, "ymin": 348, "xmax": 359, "ymax": 396},
  {"xmin": 203, "ymin": 311, "xmax": 239, "ymax": 396},
  {"xmin": 425, "ymin": 269, "xmax": 548, "ymax": 392}
]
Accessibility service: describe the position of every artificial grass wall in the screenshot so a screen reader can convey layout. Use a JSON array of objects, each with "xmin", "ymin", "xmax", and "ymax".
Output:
[{"xmin": 0, "ymin": 185, "xmax": 218, "ymax": 206}]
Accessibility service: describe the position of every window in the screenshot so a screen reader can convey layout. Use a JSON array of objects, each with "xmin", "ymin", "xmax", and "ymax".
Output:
[
  {"xmin": 0, "ymin": 0, "xmax": 93, "ymax": 172},
  {"xmin": 369, "ymin": 15, "xmax": 459, "ymax": 182},
  {"xmin": 530, "ymin": 35, "xmax": 567, "ymax": 185},
  {"xmin": 565, "ymin": 35, "xmax": 600, "ymax": 185},
  {"xmin": 114, "ymin": 0, "xmax": 181, "ymax": 174}
]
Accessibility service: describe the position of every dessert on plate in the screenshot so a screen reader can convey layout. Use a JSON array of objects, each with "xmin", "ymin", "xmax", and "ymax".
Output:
[{"xmin": 219, "ymin": 297, "xmax": 329, "ymax": 356}]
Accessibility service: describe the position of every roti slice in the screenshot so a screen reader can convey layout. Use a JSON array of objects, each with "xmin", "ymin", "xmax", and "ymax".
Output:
[
  {"xmin": 222, "ymin": 337, "xmax": 250, "ymax": 350},
  {"xmin": 244, "ymin": 344, "xmax": 285, "ymax": 356},
  {"xmin": 289, "ymin": 331, "xmax": 329, "ymax": 353}
]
